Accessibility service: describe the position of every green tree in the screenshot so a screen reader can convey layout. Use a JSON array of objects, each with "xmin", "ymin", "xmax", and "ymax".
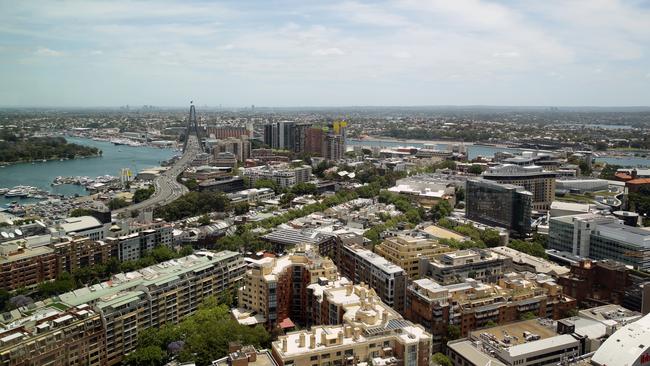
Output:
[
  {"xmin": 198, "ymin": 214, "xmax": 211, "ymax": 226},
  {"xmin": 446, "ymin": 325, "xmax": 461, "ymax": 340},
  {"xmin": 520, "ymin": 311, "xmax": 537, "ymax": 320},
  {"xmin": 599, "ymin": 164, "xmax": 621, "ymax": 180},
  {"xmin": 69, "ymin": 208, "xmax": 94, "ymax": 217},
  {"xmin": 290, "ymin": 182, "xmax": 317, "ymax": 195},
  {"xmin": 432, "ymin": 353, "xmax": 452, "ymax": 366},
  {"xmin": 108, "ymin": 197, "xmax": 129, "ymax": 210},
  {"xmin": 279, "ymin": 192, "xmax": 296, "ymax": 207},
  {"xmin": 468, "ymin": 164, "xmax": 484, "ymax": 175},
  {"xmin": 232, "ymin": 202, "xmax": 250, "ymax": 215},
  {"xmin": 254, "ymin": 178, "xmax": 280, "ymax": 194},
  {"xmin": 480, "ymin": 229, "xmax": 502, "ymax": 248},
  {"xmin": 508, "ymin": 239, "xmax": 547, "ymax": 258},
  {"xmin": 134, "ymin": 186, "xmax": 155, "ymax": 203},
  {"xmin": 430, "ymin": 200, "xmax": 453, "ymax": 221},
  {"xmin": 184, "ymin": 178, "xmax": 199, "ymax": 191},
  {"xmin": 485, "ymin": 320, "xmax": 498, "ymax": 328},
  {"xmin": 123, "ymin": 345, "xmax": 165, "ymax": 366}
]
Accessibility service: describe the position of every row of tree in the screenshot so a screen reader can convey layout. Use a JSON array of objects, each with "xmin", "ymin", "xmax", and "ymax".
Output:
[{"xmin": 155, "ymin": 191, "xmax": 229, "ymax": 221}]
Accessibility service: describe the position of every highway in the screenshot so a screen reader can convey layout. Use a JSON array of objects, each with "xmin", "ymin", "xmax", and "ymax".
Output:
[{"xmin": 115, "ymin": 135, "xmax": 201, "ymax": 216}]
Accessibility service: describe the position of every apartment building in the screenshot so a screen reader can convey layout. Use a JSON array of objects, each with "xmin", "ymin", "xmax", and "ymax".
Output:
[
  {"xmin": 0, "ymin": 304, "xmax": 106, "ymax": 366},
  {"xmin": 482, "ymin": 164, "xmax": 556, "ymax": 210},
  {"xmin": 374, "ymin": 235, "xmax": 453, "ymax": 278},
  {"xmin": 337, "ymin": 244, "xmax": 407, "ymax": 313},
  {"xmin": 0, "ymin": 241, "xmax": 58, "ymax": 290},
  {"xmin": 418, "ymin": 249, "xmax": 512, "ymax": 285},
  {"xmin": 53, "ymin": 251, "xmax": 244, "ymax": 365},
  {"xmin": 234, "ymin": 245, "xmax": 338, "ymax": 329},
  {"xmin": 272, "ymin": 288, "xmax": 431, "ymax": 366},
  {"xmin": 52, "ymin": 236, "xmax": 116, "ymax": 273},
  {"xmin": 404, "ymin": 272, "xmax": 576, "ymax": 351},
  {"xmin": 104, "ymin": 224, "xmax": 173, "ymax": 262},
  {"xmin": 227, "ymin": 188, "xmax": 275, "ymax": 204},
  {"xmin": 489, "ymin": 246, "xmax": 570, "ymax": 277},
  {"xmin": 241, "ymin": 164, "xmax": 312, "ymax": 188},
  {"xmin": 208, "ymin": 136, "xmax": 251, "ymax": 162},
  {"xmin": 557, "ymin": 259, "xmax": 630, "ymax": 307}
]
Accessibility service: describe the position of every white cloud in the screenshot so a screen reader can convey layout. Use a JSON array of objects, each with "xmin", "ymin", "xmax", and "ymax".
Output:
[
  {"xmin": 493, "ymin": 51, "xmax": 520, "ymax": 58},
  {"xmin": 35, "ymin": 47, "xmax": 63, "ymax": 56},
  {"xmin": 312, "ymin": 48, "xmax": 345, "ymax": 56},
  {"xmin": 392, "ymin": 51, "xmax": 411, "ymax": 59}
]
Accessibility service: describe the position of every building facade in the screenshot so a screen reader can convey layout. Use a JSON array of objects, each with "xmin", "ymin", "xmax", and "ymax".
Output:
[
  {"xmin": 272, "ymin": 286, "xmax": 431, "ymax": 366},
  {"xmin": 548, "ymin": 213, "xmax": 650, "ymax": 270},
  {"xmin": 337, "ymin": 244, "xmax": 407, "ymax": 313},
  {"xmin": 235, "ymin": 246, "xmax": 339, "ymax": 329},
  {"xmin": 0, "ymin": 242, "xmax": 58, "ymax": 290},
  {"xmin": 465, "ymin": 179, "xmax": 532, "ymax": 235},
  {"xmin": 56, "ymin": 251, "xmax": 244, "ymax": 365},
  {"xmin": 0, "ymin": 304, "xmax": 107, "ymax": 366},
  {"xmin": 405, "ymin": 272, "xmax": 576, "ymax": 351},
  {"xmin": 374, "ymin": 235, "xmax": 453, "ymax": 278},
  {"xmin": 481, "ymin": 164, "xmax": 556, "ymax": 211},
  {"xmin": 418, "ymin": 249, "xmax": 512, "ymax": 285}
]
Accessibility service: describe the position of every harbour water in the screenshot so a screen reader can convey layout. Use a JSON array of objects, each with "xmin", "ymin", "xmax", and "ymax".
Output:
[
  {"xmin": 0, "ymin": 137, "xmax": 176, "ymax": 206},
  {"xmin": 347, "ymin": 138, "xmax": 650, "ymax": 166}
]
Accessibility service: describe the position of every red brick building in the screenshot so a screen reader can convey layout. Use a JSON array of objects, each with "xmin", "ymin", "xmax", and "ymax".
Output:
[{"xmin": 558, "ymin": 259, "xmax": 630, "ymax": 307}]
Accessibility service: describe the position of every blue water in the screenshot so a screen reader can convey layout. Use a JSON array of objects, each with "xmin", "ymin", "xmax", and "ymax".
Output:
[
  {"xmin": 347, "ymin": 138, "xmax": 650, "ymax": 167},
  {"xmin": 0, "ymin": 137, "xmax": 175, "ymax": 206}
]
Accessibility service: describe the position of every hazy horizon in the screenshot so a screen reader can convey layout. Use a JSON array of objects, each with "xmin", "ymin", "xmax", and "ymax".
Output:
[{"xmin": 1, "ymin": 0, "xmax": 649, "ymax": 107}]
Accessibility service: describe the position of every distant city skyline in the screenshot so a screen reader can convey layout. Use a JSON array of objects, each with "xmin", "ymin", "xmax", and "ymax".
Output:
[{"xmin": 1, "ymin": 0, "xmax": 649, "ymax": 107}]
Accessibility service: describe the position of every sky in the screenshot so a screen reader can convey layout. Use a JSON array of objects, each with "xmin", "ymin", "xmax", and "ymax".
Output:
[{"xmin": 0, "ymin": 0, "xmax": 649, "ymax": 107}]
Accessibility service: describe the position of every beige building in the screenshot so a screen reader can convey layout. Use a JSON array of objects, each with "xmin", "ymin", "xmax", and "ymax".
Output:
[
  {"xmin": 272, "ymin": 284, "xmax": 432, "ymax": 366},
  {"xmin": 55, "ymin": 250, "xmax": 244, "ymax": 365},
  {"xmin": 235, "ymin": 245, "xmax": 338, "ymax": 329},
  {"xmin": 482, "ymin": 164, "xmax": 556, "ymax": 211},
  {"xmin": 0, "ymin": 303, "xmax": 106, "ymax": 365},
  {"xmin": 374, "ymin": 235, "xmax": 453, "ymax": 278}
]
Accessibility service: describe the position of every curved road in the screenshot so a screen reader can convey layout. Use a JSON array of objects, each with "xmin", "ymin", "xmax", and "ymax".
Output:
[{"xmin": 115, "ymin": 136, "xmax": 200, "ymax": 216}]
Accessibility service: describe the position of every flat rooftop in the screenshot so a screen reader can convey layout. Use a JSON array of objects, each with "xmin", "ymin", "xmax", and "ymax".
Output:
[
  {"xmin": 470, "ymin": 319, "xmax": 558, "ymax": 347},
  {"xmin": 421, "ymin": 225, "xmax": 468, "ymax": 241}
]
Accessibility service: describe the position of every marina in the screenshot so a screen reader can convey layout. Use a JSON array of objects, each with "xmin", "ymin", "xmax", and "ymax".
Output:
[{"xmin": 0, "ymin": 137, "xmax": 175, "ymax": 206}]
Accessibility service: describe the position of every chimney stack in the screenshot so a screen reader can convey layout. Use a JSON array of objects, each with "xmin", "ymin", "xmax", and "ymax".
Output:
[
  {"xmin": 281, "ymin": 337, "xmax": 288, "ymax": 352},
  {"xmin": 299, "ymin": 333, "xmax": 305, "ymax": 348}
]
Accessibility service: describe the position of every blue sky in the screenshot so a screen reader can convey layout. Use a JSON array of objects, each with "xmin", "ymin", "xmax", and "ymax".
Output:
[{"xmin": 0, "ymin": 0, "xmax": 649, "ymax": 107}]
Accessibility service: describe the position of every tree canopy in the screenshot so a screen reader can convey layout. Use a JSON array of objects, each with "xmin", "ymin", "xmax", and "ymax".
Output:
[{"xmin": 124, "ymin": 297, "xmax": 270, "ymax": 366}]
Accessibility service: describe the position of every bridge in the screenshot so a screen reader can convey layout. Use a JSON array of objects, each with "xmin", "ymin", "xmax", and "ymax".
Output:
[{"xmin": 114, "ymin": 103, "xmax": 203, "ymax": 217}]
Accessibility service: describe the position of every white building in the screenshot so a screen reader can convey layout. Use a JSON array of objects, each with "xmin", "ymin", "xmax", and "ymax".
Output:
[
  {"xmin": 54, "ymin": 216, "xmax": 109, "ymax": 241},
  {"xmin": 227, "ymin": 188, "xmax": 275, "ymax": 204}
]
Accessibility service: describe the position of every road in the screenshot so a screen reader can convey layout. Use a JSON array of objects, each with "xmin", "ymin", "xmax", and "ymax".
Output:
[{"xmin": 115, "ymin": 136, "xmax": 200, "ymax": 216}]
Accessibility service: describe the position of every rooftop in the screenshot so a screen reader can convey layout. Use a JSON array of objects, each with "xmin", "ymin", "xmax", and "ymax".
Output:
[
  {"xmin": 421, "ymin": 224, "xmax": 468, "ymax": 241},
  {"xmin": 58, "ymin": 216, "xmax": 103, "ymax": 233},
  {"xmin": 591, "ymin": 312, "xmax": 650, "ymax": 366},
  {"xmin": 58, "ymin": 251, "xmax": 239, "ymax": 308}
]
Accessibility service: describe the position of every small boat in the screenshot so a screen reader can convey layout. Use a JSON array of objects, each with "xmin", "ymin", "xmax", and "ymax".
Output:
[{"xmin": 5, "ymin": 189, "xmax": 28, "ymax": 198}]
